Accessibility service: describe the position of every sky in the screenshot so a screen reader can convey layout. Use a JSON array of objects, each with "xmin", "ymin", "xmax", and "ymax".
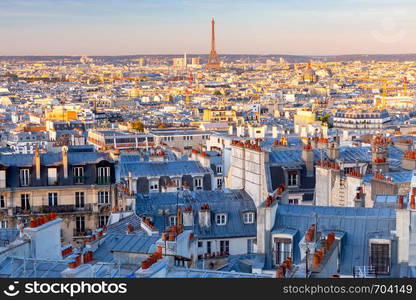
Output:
[{"xmin": 0, "ymin": 0, "xmax": 415, "ymax": 56}]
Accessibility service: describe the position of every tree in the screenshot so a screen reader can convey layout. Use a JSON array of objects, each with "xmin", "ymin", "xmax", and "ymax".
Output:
[
  {"xmin": 131, "ymin": 120, "xmax": 144, "ymax": 131},
  {"xmin": 318, "ymin": 113, "xmax": 333, "ymax": 128},
  {"xmin": 157, "ymin": 122, "xmax": 168, "ymax": 129}
]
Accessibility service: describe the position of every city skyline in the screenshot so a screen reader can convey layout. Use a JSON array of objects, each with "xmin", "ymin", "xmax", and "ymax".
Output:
[{"xmin": 1, "ymin": 0, "xmax": 416, "ymax": 56}]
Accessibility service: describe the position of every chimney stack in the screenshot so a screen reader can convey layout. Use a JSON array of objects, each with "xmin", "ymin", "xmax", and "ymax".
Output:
[
  {"xmin": 128, "ymin": 171, "xmax": 133, "ymax": 195},
  {"xmin": 62, "ymin": 146, "xmax": 68, "ymax": 179},
  {"xmin": 35, "ymin": 145, "xmax": 41, "ymax": 180},
  {"xmin": 198, "ymin": 204, "xmax": 211, "ymax": 228},
  {"xmin": 183, "ymin": 206, "xmax": 194, "ymax": 227},
  {"xmin": 302, "ymin": 141, "xmax": 314, "ymax": 176},
  {"xmin": 177, "ymin": 207, "xmax": 182, "ymax": 227}
]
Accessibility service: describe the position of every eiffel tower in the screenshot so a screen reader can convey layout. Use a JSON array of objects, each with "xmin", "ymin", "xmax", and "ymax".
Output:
[{"xmin": 206, "ymin": 17, "xmax": 221, "ymax": 70}]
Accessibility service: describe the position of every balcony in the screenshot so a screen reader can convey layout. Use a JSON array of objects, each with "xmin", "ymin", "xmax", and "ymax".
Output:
[
  {"xmin": 13, "ymin": 207, "xmax": 32, "ymax": 215},
  {"xmin": 73, "ymin": 176, "xmax": 85, "ymax": 185},
  {"xmin": 73, "ymin": 228, "xmax": 92, "ymax": 237},
  {"xmin": 97, "ymin": 176, "xmax": 111, "ymax": 185},
  {"xmin": 13, "ymin": 204, "xmax": 93, "ymax": 215}
]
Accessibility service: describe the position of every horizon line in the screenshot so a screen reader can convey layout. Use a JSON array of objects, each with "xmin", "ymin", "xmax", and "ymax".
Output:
[{"xmin": 1, "ymin": 53, "xmax": 416, "ymax": 58}]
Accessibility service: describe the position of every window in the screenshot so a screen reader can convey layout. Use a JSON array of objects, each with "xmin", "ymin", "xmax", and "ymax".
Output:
[
  {"xmin": 0, "ymin": 220, "xmax": 7, "ymax": 229},
  {"xmin": 99, "ymin": 215, "xmax": 109, "ymax": 228},
  {"xmin": 48, "ymin": 193, "xmax": 58, "ymax": 206},
  {"xmin": 168, "ymin": 215, "xmax": 177, "ymax": 226},
  {"xmin": 194, "ymin": 178, "xmax": 203, "ymax": 190},
  {"xmin": 19, "ymin": 169, "xmax": 30, "ymax": 187},
  {"xmin": 207, "ymin": 241, "xmax": 212, "ymax": 254},
  {"xmin": 289, "ymin": 198, "xmax": 299, "ymax": 205},
  {"xmin": 370, "ymin": 243, "xmax": 390, "ymax": 274},
  {"xmin": 21, "ymin": 194, "xmax": 30, "ymax": 210},
  {"xmin": 47, "ymin": 168, "xmax": 58, "ymax": 185},
  {"xmin": 216, "ymin": 213, "xmax": 227, "ymax": 226},
  {"xmin": 274, "ymin": 237, "xmax": 292, "ymax": 265},
  {"xmin": 172, "ymin": 178, "xmax": 181, "ymax": 189},
  {"xmin": 216, "ymin": 165, "xmax": 223, "ymax": 174},
  {"xmin": 217, "ymin": 178, "xmax": 223, "ymax": 189},
  {"xmin": 243, "ymin": 212, "xmax": 255, "ymax": 224},
  {"xmin": 76, "ymin": 216, "xmax": 85, "ymax": 233},
  {"xmin": 73, "ymin": 167, "xmax": 84, "ymax": 184},
  {"xmin": 75, "ymin": 192, "xmax": 85, "ymax": 208},
  {"xmin": 149, "ymin": 180, "xmax": 159, "ymax": 192},
  {"xmin": 247, "ymin": 239, "xmax": 254, "ymax": 254},
  {"xmin": 0, "ymin": 195, "xmax": 4, "ymax": 208},
  {"xmin": 198, "ymin": 241, "xmax": 203, "ymax": 248},
  {"xmin": 0, "ymin": 170, "xmax": 6, "ymax": 188},
  {"xmin": 220, "ymin": 240, "xmax": 230, "ymax": 254},
  {"xmin": 288, "ymin": 171, "xmax": 297, "ymax": 187},
  {"xmin": 97, "ymin": 167, "xmax": 110, "ymax": 184},
  {"xmin": 98, "ymin": 191, "xmax": 110, "ymax": 204}
]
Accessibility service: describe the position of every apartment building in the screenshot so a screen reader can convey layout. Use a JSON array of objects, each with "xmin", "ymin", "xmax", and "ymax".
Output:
[
  {"xmin": 0, "ymin": 146, "xmax": 116, "ymax": 244},
  {"xmin": 152, "ymin": 129, "xmax": 210, "ymax": 151}
]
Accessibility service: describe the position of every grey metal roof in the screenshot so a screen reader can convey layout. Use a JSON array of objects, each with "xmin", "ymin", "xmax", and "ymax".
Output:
[
  {"xmin": 108, "ymin": 234, "xmax": 159, "ymax": 254},
  {"xmin": 165, "ymin": 267, "xmax": 272, "ymax": 278},
  {"xmin": 0, "ymin": 229, "xmax": 19, "ymax": 247},
  {"xmin": 107, "ymin": 213, "xmax": 141, "ymax": 235},
  {"xmin": 363, "ymin": 171, "xmax": 412, "ymax": 184},
  {"xmin": 136, "ymin": 190, "xmax": 257, "ymax": 239},
  {"xmin": 0, "ymin": 257, "xmax": 68, "ymax": 278},
  {"xmin": 0, "ymin": 152, "xmax": 112, "ymax": 167},
  {"xmin": 269, "ymin": 145, "xmax": 403, "ymax": 166},
  {"xmin": 273, "ymin": 204, "xmax": 397, "ymax": 275},
  {"xmin": 374, "ymin": 194, "xmax": 409, "ymax": 209},
  {"xmin": 119, "ymin": 160, "xmax": 211, "ymax": 178}
]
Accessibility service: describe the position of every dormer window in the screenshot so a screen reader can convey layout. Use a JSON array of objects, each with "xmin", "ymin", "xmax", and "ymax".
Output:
[
  {"xmin": 19, "ymin": 169, "xmax": 30, "ymax": 187},
  {"xmin": 287, "ymin": 171, "xmax": 298, "ymax": 187},
  {"xmin": 369, "ymin": 240, "xmax": 390, "ymax": 275},
  {"xmin": 73, "ymin": 167, "xmax": 84, "ymax": 184},
  {"xmin": 149, "ymin": 180, "xmax": 159, "ymax": 192},
  {"xmin": 172, "ymin": 178, "xmax": 181, "ymax": 190},
  {"xmin": 194, "ymin": 178, "xmax": 203, "ymax": 190},
  {"xmin": 97, "ymin": 167, "xmax": 111, "ymax": 185},
  {"xmin": 47, "ymin": 168, "xmax": 58, "ymax": 185},
  {"xmin": 216, "ymin": 213, "xmax": 227, "ymax": 226},
  {"xmin": 243, "ymin": 212, "xmax": 255, "ymax": 224},
  {"xmin": 216, "ymin": 165, "xmax": 223, "ymax": 174},
  {"xmin": 168, "ymin": 215, "xmax": 177, "ymax": 227}
]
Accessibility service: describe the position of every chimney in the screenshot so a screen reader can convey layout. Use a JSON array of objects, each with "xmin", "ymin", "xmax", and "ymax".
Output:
[
  {"xmin": 128, "ymin": 171, "xmax": 133, "ymax": 195},
  {"xmin": 302, "ymin": 142, "xmax": 314, "ymax": 176},
  {"xmin": 183, "ymin": 206, "xmax": 194, "ymax": 227},
  {"xmin": 354, "ymin": 186, "xmax": 365, "ymax": 207},
  {"xmin": 62, "ymin": 146, "xmax": 68, "ymax": 179},
  {"xmin": 328, "ymin": 142, "xmax": 339, "ymax": 161},
  {"xmin": 198, "ymin": 204, "xmax": 211, "ymax": 228},
  {"xmin": 372, "ymin": 135, "xmax": 389, "ymax": 173},
  {"xmin": 398, "ymin": 195, "xmax": 404, "ymax": 209},
  {"xmin": 23, "ymin": 214, "xmax": 62, "ymax": 260},
  {"xmin": 35, "ymin": 145, "xmax": 41, "ymax": 180},
  {"xmin": 411, "ymin": 194, "xmax": 415, "ymax": 210},
  {"xmin": 177, "ymin": 207, "xmax": 182, "ymax": 227},
  {"xmin": 272, "ymin": 126, "xmax": 279, "ymax": 138}
]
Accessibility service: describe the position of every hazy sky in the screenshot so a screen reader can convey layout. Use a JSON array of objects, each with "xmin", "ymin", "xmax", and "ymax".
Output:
[{"xmin": 0, "ymin": 0, "xmax": 415, "ymax": 55}]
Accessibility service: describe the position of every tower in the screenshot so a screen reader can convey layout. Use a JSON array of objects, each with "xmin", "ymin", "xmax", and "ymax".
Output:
[{"xmin": 206, "ymin": 17, "xmax": 221, "ymax": 70}]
